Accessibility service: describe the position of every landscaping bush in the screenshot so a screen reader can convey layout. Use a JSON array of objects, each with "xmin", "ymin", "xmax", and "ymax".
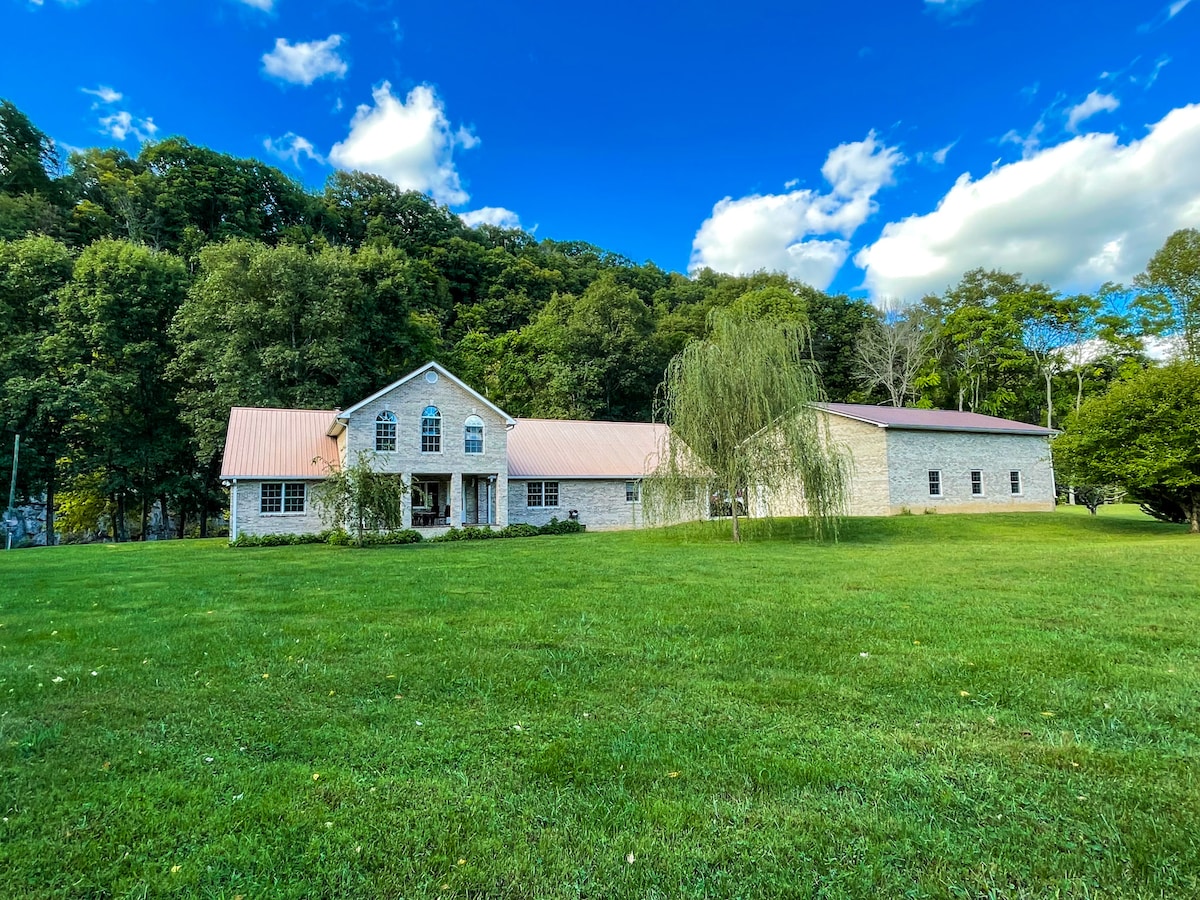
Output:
[
  {"xmin": 500, "ymin": 523, "xmax": 540, "ymax": 538},
  {"xmin": 356, "ymin": 529, "xmax": 423, "ymax": 547},
  {"xmin": 538, "ymin": 517, "xmax": 585, "ymax": 535},
  {"xmin": 232, "ymin": 529, "xmax": 420, "ymax": 548},
  {"xmin": 233, "ymin": 521, "xmax": 583, "ymax": 548},
  {"xmin": 230, "ymin": 530, "xmax": 331, "ymax": 548}
]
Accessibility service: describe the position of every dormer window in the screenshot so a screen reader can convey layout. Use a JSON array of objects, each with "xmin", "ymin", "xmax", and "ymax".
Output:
[
  {"xmin": 464, "ymin": 416, "xmax": 484, "ymax": 454},
  {"xmin": 375, "ymin": 411, "xmax": 397, "ymax": 451},
  {"xmin": 421, "ymin": 406, "xmax": 441, "ymax": 452}
]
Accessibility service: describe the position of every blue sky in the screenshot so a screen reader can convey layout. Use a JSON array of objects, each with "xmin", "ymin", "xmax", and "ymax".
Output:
[{"xmin": 2, "ymin": 0, "xmax": 1198, "ymax": 301}]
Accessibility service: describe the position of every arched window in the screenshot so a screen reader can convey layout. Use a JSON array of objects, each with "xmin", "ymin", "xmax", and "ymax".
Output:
[
  {"xmin": 464, "ymin": 415, "xmax": 484, "ymax": 454},
  {"xmin": 375, "ymin": 411, "xmax": 397, "ymax": 451},
  {"xmin": 421, "ymin": 406, "xmax": 441, "ymax": 452}
]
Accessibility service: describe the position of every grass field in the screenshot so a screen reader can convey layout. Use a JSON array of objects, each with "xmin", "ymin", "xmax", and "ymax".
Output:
[{"xmin": 1, "ymin": 507, "xmax": 1198, "ymax": 899}]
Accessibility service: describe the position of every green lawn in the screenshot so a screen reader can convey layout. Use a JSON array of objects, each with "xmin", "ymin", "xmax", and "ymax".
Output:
[{"xmin": 1, "ymin": 508, "xmax": 1198, "ymax": 899}]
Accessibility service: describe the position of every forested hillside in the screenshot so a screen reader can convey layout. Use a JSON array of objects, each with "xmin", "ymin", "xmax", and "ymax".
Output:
[{"xmin": 1, "ymin": 99, "xmax": 1193, "ymax": 541}]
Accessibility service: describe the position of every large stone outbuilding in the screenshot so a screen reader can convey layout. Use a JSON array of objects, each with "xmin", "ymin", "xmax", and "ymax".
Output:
[{"xmin": 220, "ymin": 363, "xmax": 1057, "ymax": 539}]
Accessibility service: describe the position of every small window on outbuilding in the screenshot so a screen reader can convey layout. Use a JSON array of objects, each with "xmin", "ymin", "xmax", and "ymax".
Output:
[
  {"xmin": 970, "ymin": 470, "xmax": 984, "ymax": 496},
  {"xmin": 1010, "ymin": 470, "xmax": 1022, "ymax": 495},
  {"xmin": 421, "ymin": 406, "xmax": 441, "ymax": 452},
  {"xmin": 376, "ymin": 411, "xmax": 397, "ymax": 452},
  {"xmin": 464, "ymin": 415, "xmax": 484, "ymax": 454},
  {"xmin": 626, "ymin": 481, "xmax": 641, "ymax": 503},
  {"xmin": 928, "ymin": 470, "xmax": 942, "ymax": 497}
]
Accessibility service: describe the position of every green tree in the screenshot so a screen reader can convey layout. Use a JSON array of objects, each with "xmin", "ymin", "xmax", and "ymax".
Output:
[
  {"xmin": 0, "ymin": 235, "xmax": 76, "ymax": 543},
  {"xmin": 1135, "ymin": 228, "xmax": 1200, "ymax": 362},
  {"xmin": 54, "ymin": 239, "xmax": 188, "ymax": 540},
  {"xmin": 647, "ymin": 310, "xmax": 849, "ymax": 542},
  {"xmin": 0, "ymin": 99, "xmax": 62, "ymax": 200},
  {"xmin": 1053, "ymin": 362, "xmax": 1200, "ymax": 533}
]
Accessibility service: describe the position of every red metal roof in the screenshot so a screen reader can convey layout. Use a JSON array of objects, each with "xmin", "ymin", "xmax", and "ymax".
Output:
[
  {"xmin": 507, "ymin": 418, "xmax": 668, "ymax": 479},
  {"xmin": 221, "ymin": 407, "xmax": 340, "ymax": 479},
  {"xmin": 817, "ymin": 403, "xmax": 1055, "ymax": 435}
]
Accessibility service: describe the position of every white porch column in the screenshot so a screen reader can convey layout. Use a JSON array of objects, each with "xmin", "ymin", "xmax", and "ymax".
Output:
[
  {"xmin": 450, "ymin": 472, "xmax": 463, "ymax": 527},
  {"xmin": 401, "ymin": 472, "xmax": 412, "ymax": 529},
  {"xmin": 496, "ymin": 472, "xmax": 508, "ymax": 527}
]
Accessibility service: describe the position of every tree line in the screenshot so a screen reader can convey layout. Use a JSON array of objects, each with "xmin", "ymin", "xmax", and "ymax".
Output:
[{"xmin": 1, "ymin": 98, "xmax": 1197, "ymax": 541}]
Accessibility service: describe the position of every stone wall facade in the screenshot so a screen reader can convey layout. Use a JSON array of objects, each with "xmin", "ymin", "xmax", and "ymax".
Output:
[
  {"xmin": 232, "ymin": 479, "xmax": 329, "ymax": 537},
  {"xmin": 885, "ymin": 429, "xmax": 1055, "ymax": 513},
  {"xmin": 509, "ymin": 478, "xmax": 646, "ymax": 530},
  {"xmin": 759, "ymin": 412, "xmax": 892, "ymax": 518}
]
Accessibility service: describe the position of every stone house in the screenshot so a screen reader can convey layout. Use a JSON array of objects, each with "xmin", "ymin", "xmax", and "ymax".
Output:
[
  {"xmin": 220, "ymin": 363, "xmax": 1057, "ymax": 539},
  {"xmin": 222, "ymin": 362, "xmax": 665, "ymax": 539},
  {"xmin": 761, "ymin": 403, "xmax": 1057, "ymax": 517}
]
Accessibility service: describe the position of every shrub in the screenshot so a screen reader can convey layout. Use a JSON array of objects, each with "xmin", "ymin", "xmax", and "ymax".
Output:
[
  {"xmin": 538, "ymin": 517, "xmax": 585, "ymax": 535},
  {"xmin": 230, "ymin": 531, "xmax": 330, "ymax": 548},
  {"xmin": 231, "ymin": 529, "xmax": 420, "ymax": 548},
  {"xmin": 500, "ymin": 523, "xmax": 540, "ymax": 539}
]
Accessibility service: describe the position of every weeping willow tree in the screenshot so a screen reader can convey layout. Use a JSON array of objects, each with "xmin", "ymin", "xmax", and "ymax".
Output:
[
  {"xmin": 311, "ymin": 451, "xmax": 408, "ymax": 547},
  {"xmin": 644, "ymin": 309, "xmax": 850, "ymax": 541}
]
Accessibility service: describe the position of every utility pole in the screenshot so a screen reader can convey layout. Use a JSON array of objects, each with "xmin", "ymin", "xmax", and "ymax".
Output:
[
  {"xmin": 6, "ymin": 434, "xmax": 17, "ymax": 514},
  {"xmin": 4, "ymin": 434, "xmax": 16, "ymax": 550}
]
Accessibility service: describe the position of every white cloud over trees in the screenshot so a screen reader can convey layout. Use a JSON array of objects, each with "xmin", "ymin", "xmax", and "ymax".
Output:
[
  {"xmin": 689, "ymin": 132, "xmax": 905, "ymax": 290},
  {"xmin": 855, "ymin": 104, "xmax": 1200, "ymax": 300},
  {"xmin": 328, "ymin": 82, "xmax": 478, "ymax": 206}
]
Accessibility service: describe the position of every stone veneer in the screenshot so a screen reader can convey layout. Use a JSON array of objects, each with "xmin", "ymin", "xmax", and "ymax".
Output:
[
  {"xmin": 233, "ymin": 480, "xmax": 328, "ymax": 537},
  {"xmin": 508, "ymin": 478, "xmax": 646, "ymax": 530},
  {"xmin": 757, "ymin": 410, "xmax": 1054, "ymax": 517},
  {"xmin": 340, "ymin": 369, "xmax": 510, "ymax": 529},
  {"xmin": 885, "ymin": 429, "xmax": 1055, "ymax": 513}
]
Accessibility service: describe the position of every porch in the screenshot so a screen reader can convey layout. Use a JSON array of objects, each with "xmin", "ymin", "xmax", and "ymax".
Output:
[{"xmin": 407, "ymin": 472, "xmax": 505, "ymax": 530}]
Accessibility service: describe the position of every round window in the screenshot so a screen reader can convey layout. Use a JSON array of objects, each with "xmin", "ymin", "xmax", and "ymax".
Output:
[{"xmin": 424, "ymin": 370, "xmax": 439, "ymax": 384}]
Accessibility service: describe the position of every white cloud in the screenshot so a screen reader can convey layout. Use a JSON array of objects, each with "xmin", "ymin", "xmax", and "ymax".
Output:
[
  {"xmin": 1066, "ymin": 90, "xmax": 1119, "ymax": 132},
  {"xmin": 99, "ymin": 110, "xmax": 158, "ymax": 143},
  {"xmin": 1139, "ymin": 0, "xmax": 1192, "ymax": 32},
  {"xmin": 459, "ymin": 207, "xmax": 523, "ymax": 230},
  {"xmin": 82, "ymin": 85, "xmax": 122, "ymax": 105},
  {"xmin": 328, "ymin": 82, "xmax": 478, "ymax": 206},
  {"xmin": 264, "ymin": 132, "xmax": 324, "ymax": 168},
  {"xmin": 262, "ymin": 35, "xmax": 348, "ymax": 86},
  {"xmin": 924, "ymin": 0, "xmax": 982, "ymax": 14},
  {"xmin": 918, "ymin": 140, "xmax": 957, "ymax": 166},
  {"xmin": 236, "ymin": 0, "xmax": 273, "ymax": 9},
  {"xmin": 690, "ymin": 132, "xmax": 905, "ymax": 289},
  {"xmin": 855, "ymin": 104, "xmax": 1200, "ymax": 300}
]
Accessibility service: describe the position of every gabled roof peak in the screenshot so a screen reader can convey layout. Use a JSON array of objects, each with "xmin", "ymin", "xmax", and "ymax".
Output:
[{"xmin": 336, "ymin": 362, "xmax": 515, "ymax": 426}]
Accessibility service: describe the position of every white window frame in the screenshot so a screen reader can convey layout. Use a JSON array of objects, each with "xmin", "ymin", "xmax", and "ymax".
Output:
[
  {"xmin": 464, "ymin": 415, "xmax": 484, "ymax": 454},
  {"xmin": 927, "ymin": 470, "xmax": 942, "ymax": 498},
  {"xmin": 261, "ymin": 481, "xmax": 306, "ymax": 515},
  {"xmin": 970, "ymin": 470, "xmax": 984, "ymax": 497},
  {"xmin": 376, "ymin": 411, "xmax": 397, "ymax": 452},
  {"xmin": 421, "ymin": 406, "xmax": 441, "ymax": 453},
  {"xmin": 526, "ymin": 481, "xmax": 560, "ymax": 508},
  {"xmin": 625, "ymin": 480, "xmax": 641, "ymax": 503},
  {"xmin": 1010, "ymin": 470, "xmax": 1023, "ymax": 496}
]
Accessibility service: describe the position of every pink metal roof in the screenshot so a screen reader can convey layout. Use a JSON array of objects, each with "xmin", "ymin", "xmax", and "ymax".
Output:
[
  {"xmin": 817, "ymin": 403, "xmax": 1055, "ymax": 435},
  {"xmin": 507, "ymin": 418, "xmax": 669, "ymax": 479},
  {"xmin": 221, "ymin": 407, "xmax": 340, "ymax": 479}
]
